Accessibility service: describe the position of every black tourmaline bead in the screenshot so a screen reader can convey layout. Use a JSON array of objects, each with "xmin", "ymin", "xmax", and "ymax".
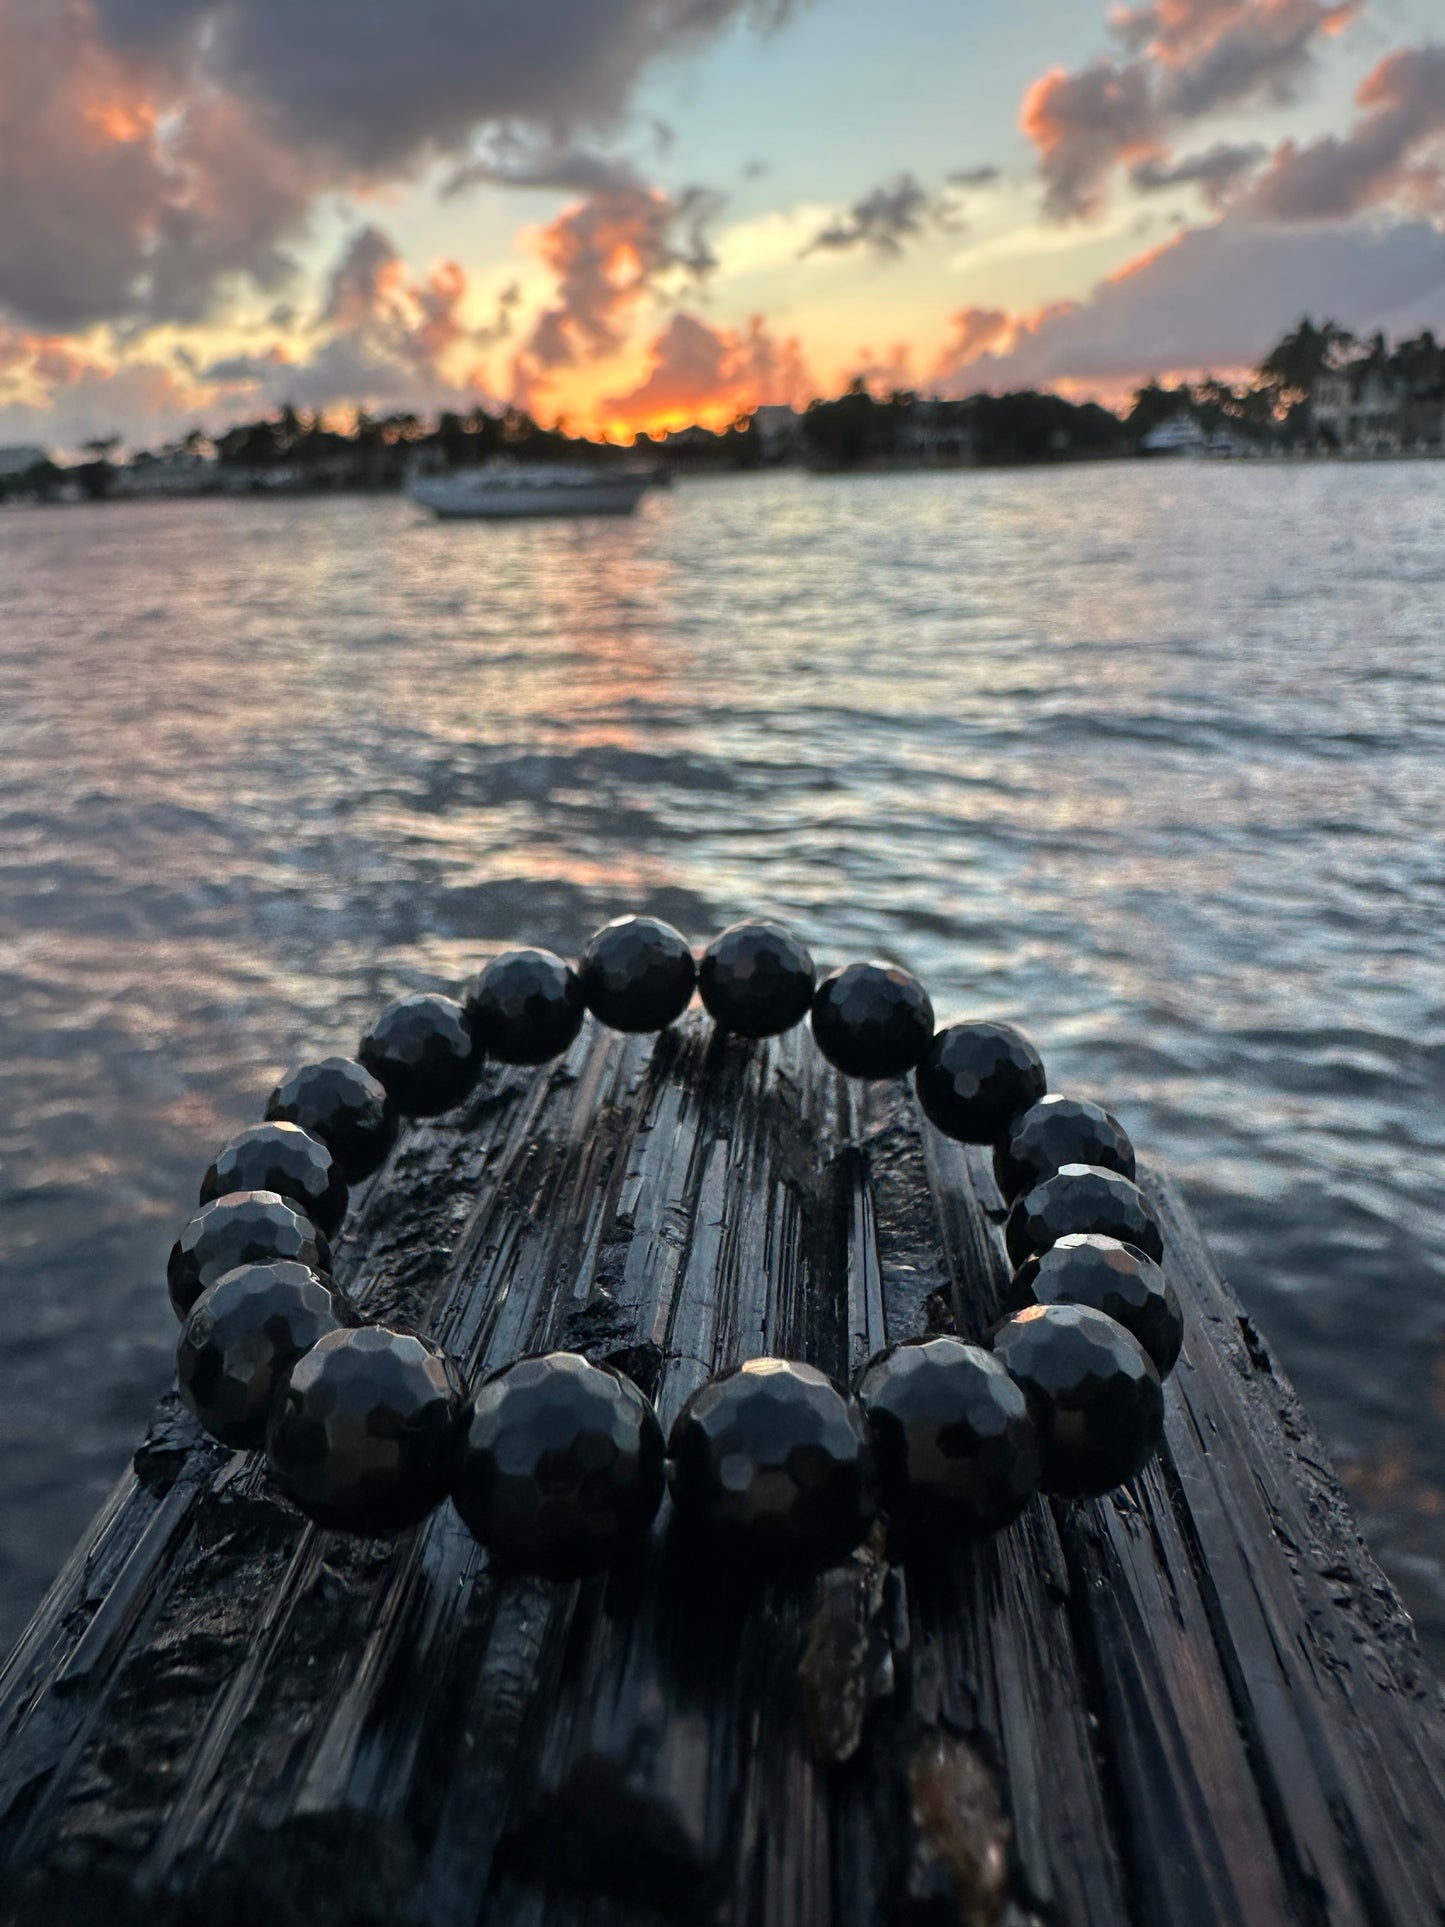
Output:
[
  {"xmin": 267, "ymin": 1057, "xmax": 395, "ymax": 1183},
  {"xmin": 578, "ymin": 916, "xmax": 696, "ymax": 1032},
  {"xmin": 168, "ymin": 1191, "xmax": 332, "ymax": 1322},
  {"xmin": 267, "ymin": 1326, "xmax": 468, "ymax": 1533},
  {"xmin": 858, "ymin": 1337, "xmax": 1042, "ymax": 1538},
  {"xmin": 464, "ymin": 948, "xmax": 586, "ymax": 1065},
  {"xmin": 1011, "ymin": 1233, "xmax": 1183, "ymax": 1379},
  {"xmin": 667, "ymin": 1359, "xmax": 878, "ymax": 1568},
  {"xmin": 1005, "ymin": 1163, "xmax": 1164, "ymax": 1270},
  {"xmin": 200, "ymin": 1121, "xmax": 348, "ymax": 1237},
  {"xmin": 994, "ymin": 1094, "xmax": 1137, "ymax": 1203},
  {"xmin": 698, "ymin": 921, "xmax": 816, "ymax": 1038},
  {"xmin": 451, "ymin": 1353, "xmax": 666, "ymax": 1576},
  {"xmin": 992, "ymin": 1303, "xmax": 1164, "ymax": 1497},
  {"xmin": 811, "ymin": 962, "xmax": 935, "ymax": 1080},
  {"xmin": 359, "ymin": 993, "xmax": 478, "ymax": 1117},
  {"xmin": 177, "ymin": 1261, "xmax": 351, "ymax": 1449},
  {"xmin": 915, "ymin": 1021, "xmax": 1047, "ymax": 1144}
]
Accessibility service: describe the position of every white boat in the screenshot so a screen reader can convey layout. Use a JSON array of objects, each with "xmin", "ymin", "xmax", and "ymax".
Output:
[
  {"xmin": 1141, "ymin": 414, "xmax": 1207, "ymax": 456},
  {"xmin": 408, "ymin": 463, "xmax": 652, "ymax": 520}
]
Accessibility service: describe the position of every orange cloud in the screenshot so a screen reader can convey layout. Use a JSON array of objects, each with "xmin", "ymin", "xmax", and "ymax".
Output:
[
  {"xmin": 1105, "ymin": 235, "xmax": 1182, "ymax": 283},
  {"xmin": 1022, "ymin": 62, "xmax": 1162, "ymax": 219},
  {"xmin": 592, "ymin": 311, "xmax": 812, "ymax": 439},
  {"xmin": 1023, "ymin": 1, "xmax": 1364, "ymax": 220},
  {"xmin": 0, "ymin": 0, "xmax": 317, "ymax": 331},
  {"xmin": 1248, "ymin": 43, "xmax": 1445, "ymax": 220},
  {"xmin": 0, "ymin": 326, "xmax": 110, "ymax": 406},
  {"xmin": 934, "ymin": 307, "xmax": 1019, "ymax": 373},
  {"xmin": 85, "ymin": 98, "xmax": 160, "ymax": 145},
  {"xmin": 512, "ymin": 184, "xmax": 716, "ymax": 413}
]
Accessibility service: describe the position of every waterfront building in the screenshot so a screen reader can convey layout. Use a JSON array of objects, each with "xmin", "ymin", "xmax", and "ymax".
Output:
[
  {"xmin": 0, "ymin": 445, "xmax": 50, "ymax": 477},
  {"xmin": 1311, "ymin": 368, "xmax": 1445, "ymax": 454}
]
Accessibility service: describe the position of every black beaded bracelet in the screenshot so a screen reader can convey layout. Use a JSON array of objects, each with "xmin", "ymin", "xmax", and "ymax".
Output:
[{"xmin": 167, "ymin": 916, "xmax": 1182, "ymax": 1578}]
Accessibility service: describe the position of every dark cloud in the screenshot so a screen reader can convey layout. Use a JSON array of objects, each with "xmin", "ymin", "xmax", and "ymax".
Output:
[
  {"xmin": 2, "ymin": 0, "xmax": 803, "ymax": 334},
  {"xmin": 1159, "ymin": 1, "xmax": 1358, "ymax": 118},
  {"xmin": 805, "ymin": 175, "xmax": 933, "ymax": 256},
  {"xmin": 199, "ymin": 348, "xmax": 292, "ymax": 383},
  {"xmin": 90, "ymin": 0, "xmax": 808, "ymax": 169},
  {"xmin": 1023, "ymin": 61, "xmax": 1158, "ymax": 221},
  {"xmin": 1131, "ymin": 141, "xmax": 1267, "ymax": 204},
  {"xmin": 937, "ymin": 215, "xmax": 1445, "ymax": 390},
  {"xmin": 442, "ymin": 133, "xmax": 644, "ymax": 200},
  {"xmin": 803, "ymin": 169, "xmax": 990, "ymax": 258},
  {"xmin": 1249, "ymin": 43, "xmax": 1445, "ymax": 220},
  {"xmin": 1022, "ymin": 0, "xmax": 1362, "ymax": 222},
  {"xmin": 0, "ymin": 1, "xmax": 312, "ymax": 330}
]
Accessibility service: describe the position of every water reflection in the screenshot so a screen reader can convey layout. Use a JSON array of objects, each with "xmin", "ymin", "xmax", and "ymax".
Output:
[{"xmin": 0, "ymin": 465, "xmax": 1441, "ymax": 1660}]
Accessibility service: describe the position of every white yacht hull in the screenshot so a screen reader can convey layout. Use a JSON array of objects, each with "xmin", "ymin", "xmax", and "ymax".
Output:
[{"xmin": 409, "ymin": 473, "xmax": 650, "ymax": 519}]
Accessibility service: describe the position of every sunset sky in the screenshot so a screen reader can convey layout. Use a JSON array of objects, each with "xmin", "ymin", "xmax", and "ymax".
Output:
[{"xmin": 2, "ymin": 0, "xmax": 1443, "ymax": 448}]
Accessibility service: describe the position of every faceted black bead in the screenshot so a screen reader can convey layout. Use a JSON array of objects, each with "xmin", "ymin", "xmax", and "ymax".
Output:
[
  {"xmin": 1006, "ymin": 1164, "xmax": 1164, "ymax": 1270},
  {"xmin": 267, "ymin": 1326, "xmax": 468, "ymax": 1533},
  {"xmin": 698, "ymin": 921, "xmax": 816, "ymax": 1039},
  {"xmin": 667, "ymin": 1359, "xmax": 878, "ymax": 1569},
  {"xmin": 168, "ymin": 1191, "xmax": 332, "ymax": 1322},
  {"xmin": 464, "ymin": 948, "xmax": 586, "ymax": 1066},
  {"xmin": 994, "ymin": 1094, "xmax": 1137, "ymax": 1203},
  {"xmin": 811, "ymin": 962, "xmax": 935, "ymax": 1080},
  {"xmin": 1011, "ymin": 1234, "xmax": 1183, "ymax": 1379},
  {"xmin": 359, "ymin": 993, "xmax": 478, "ymax": 1117},
  {"xmin": 915, "ymin": 1022, "xmax": 1047, "ymax": 1144},
  {"xmin": 578, "ymin": 916, "xmax": 696, "ymax": 1032},
  {"xmin": 177, "ymin": 1261, "xmax": 351, "ymax": 1449},
  {"xmin": 858, "ymin": 1337, "xmax": 1042, "ymax": 1538},
  {"xmin": 992, "ymin": 1303, "xmax": 1164, "ymax": 1497},
  {"xmin": 200, "ymin": 1121, "xmax": 348, "ymax": 1237},
  {"xmin": 267, "ymin": 1057, "xmax": 395, "ymax": 1183},
  {"xmin": 452, "ymin": 1353, "xmax": 665, "ymax": 1576}
]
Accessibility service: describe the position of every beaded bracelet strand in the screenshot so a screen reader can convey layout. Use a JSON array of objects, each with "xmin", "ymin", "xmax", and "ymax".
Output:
[{"xmin": 167, "ymin": 915, "xmax": 1182, "ymax": 1579}]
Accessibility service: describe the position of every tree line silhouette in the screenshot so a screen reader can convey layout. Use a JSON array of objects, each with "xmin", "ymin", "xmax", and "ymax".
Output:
[{"xmin": 3, "ymin": 319, "xmax": 1442, "ymax": 501}]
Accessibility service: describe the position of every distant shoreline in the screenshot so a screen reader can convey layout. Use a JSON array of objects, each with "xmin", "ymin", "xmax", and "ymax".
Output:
[{"xmin": 6, "ymin": 447, "xmax": 1445, "ymax": 513}]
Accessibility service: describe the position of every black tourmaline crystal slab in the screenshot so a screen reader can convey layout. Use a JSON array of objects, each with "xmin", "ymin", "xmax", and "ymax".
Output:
[
  {"xmin": 667, "ymin": 1358, "xmax": 878, "ymax": 1568},
  {"xmin": 451, "ymin": 1352, "xmax": 665, "ymax": 1576},
  {"xmin": 992, "ymin": 1302, "xmax": 1164, "ymax": 1497},
  {"xmin": 267, "ymin": 1326, "xmax": 468, "ymax": 1534},
  {"xmin": 811, "ymin": 961, "xmax": 935, "ymax": 1080},
  {"xmin": 168, "ymin": 1191, "xmax": 332, "ymax": 1322},
  {"xmin": 994, "ymin": 1093, "xmax": 1137, "ymax": 1203},
  {"xmin": 914, "ymin": 1021, "xmax": 1047, "ymax": 1144},
  {"xmin": 464, "ymin": 948, "xmax": 586, "ymax": 1066},
  {"xmin": 1005, "ymin": 1163, "xmax": 1164, "ymax": 1269},
  {"xmin": 177, "ymin": 1261, "xmax": 350, "ymax": 1449},
  {"xmin": 858, "ymin": 1336, "xmax": 1042, "ymax": 1538},
  {"xmin": 359, "ymin": 993, "xmax": 479, "ymax": 1117},
  {"xmin": 698, "ymin": 921, "xmax": 817, "ymax": 1038},
  {"xmin": 578, "ymin": 916, "xmax": 696, "ymax": 1032},
  {"xmin": 1011, "ymin": 1233, "xmax": 1183, "ymax": 1378},
  {"xmin": 267, "ymin": 1057, "xmax": 395, "ymax": 1183},
  {"xmin": 200, "ymin": 1121, "xmax": 348, "ymax": 1237}
]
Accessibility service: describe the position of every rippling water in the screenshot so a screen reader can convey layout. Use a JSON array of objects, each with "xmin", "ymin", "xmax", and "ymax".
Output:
[{"xmin": 0, "ymin": 465, "xmax": 1441, "ymax": 1662}]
